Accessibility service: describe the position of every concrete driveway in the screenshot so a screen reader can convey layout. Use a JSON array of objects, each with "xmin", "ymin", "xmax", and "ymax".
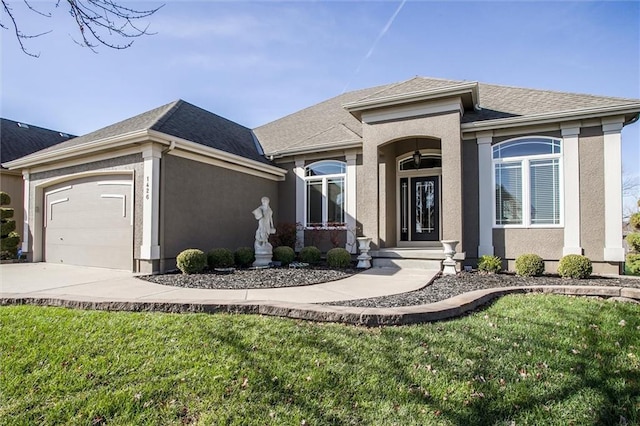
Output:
[{"xmin": 0, "ymin": 262, "xmax": 435, "ymax": 304}]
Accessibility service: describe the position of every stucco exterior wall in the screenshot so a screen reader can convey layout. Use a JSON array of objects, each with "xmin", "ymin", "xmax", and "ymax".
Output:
[
  {"xmin": 160, "ymin": 155, "xmax": 278, "ymax": 269},
  {"xmin": 28, "ymin": 153, "xmax": 143, "ymax": 264},
  {"xmin": 361, "ymin": 109, "xmax": 462, "ymax": 248},
  {"xmin": 0, "ymin": 172, "xmax": 24, "ymax": 242},
  {"xmin": 493, "ymin": 228, "xmax": 564, "ymax": 260},
  {"xmin": 578, "ymin": 126, "xmax": 606, "ymax": 262},
  {"xmin": 274, "ymin": 161, "xmax": 296, "ymax": 225}
]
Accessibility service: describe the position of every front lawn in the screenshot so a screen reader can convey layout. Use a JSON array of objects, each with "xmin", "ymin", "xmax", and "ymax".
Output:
[{"xmin": 1, "ymin": 295, "xmax": 639, "ymax": 425}]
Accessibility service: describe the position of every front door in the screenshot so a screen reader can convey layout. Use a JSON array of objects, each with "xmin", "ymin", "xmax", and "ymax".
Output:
[{"xmin": 400, "ymin": 176, "xmax": 440, "ymax": 241}]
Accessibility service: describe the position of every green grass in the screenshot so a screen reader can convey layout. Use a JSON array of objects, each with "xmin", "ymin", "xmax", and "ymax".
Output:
[{"xmin": 1, "ymin": 295, "xmax": 639, "ymax": 425}]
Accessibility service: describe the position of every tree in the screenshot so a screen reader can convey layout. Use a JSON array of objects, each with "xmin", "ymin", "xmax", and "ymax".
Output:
[{"xmin": 1, "ymin": 0, "xmax": 163, "ymax": 57}]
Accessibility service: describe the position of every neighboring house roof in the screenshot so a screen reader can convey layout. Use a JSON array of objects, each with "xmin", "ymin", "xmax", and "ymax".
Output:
[
  {"xmin": 26, "ymin": 100, "xmax": 271, "ymax": 165},
  {"xmin": 0, "ymin": 118, "xmax": 74, "ymax": 169},
  {"xmin": 254, "ymin": 76, "xmax": 640, "ymax": 157}
]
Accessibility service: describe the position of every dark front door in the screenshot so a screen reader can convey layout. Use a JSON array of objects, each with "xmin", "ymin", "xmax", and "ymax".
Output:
[{"xmin": 400, "ymin": 176, "xmax": 440, "ymax": 242}]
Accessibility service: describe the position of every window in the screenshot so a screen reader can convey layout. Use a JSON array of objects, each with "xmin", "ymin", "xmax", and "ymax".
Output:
[
  {"xmin": 493, "ymin": 137, "xmax": 562, "ymax": 227},
  {"xmin": 399, "ymin": 154, "xmax": 442, "ymax": 171},
  {"xmin": 304, "ymin": 160, "xmax": 346, "ymax": 227}
]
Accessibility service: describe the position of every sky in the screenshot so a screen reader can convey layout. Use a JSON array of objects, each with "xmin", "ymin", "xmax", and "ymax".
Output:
[{"xmin": 1, "ymin": 1, "xmax": 639, "ymax": 204}]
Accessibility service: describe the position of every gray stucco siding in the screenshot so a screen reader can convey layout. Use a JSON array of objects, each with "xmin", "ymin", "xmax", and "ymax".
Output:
[
  {"xmin": 493, "ymin": 228, "xmax": 564, "ymax": 260},
  {"xmin": 160, "ymin": 155, "xmax": 278, "ymax": 266},
  {"xmin": 462, "ymin": 140, "xmax": 479, "ymax": 258},
  {"xmin": 578, "ymin": 126, "xmax": 605, "ymax": 262},
  {"xmin": 274, "ymin": 161, "xmax": 296, "ymax": 225}
]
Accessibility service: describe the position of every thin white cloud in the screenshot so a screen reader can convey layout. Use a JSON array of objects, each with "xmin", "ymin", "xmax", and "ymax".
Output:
[{"xmin": 343, "ymin": 0, "xmax": 407, "ymax": 92}]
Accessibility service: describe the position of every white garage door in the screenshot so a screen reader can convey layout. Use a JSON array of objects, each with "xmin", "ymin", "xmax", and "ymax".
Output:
[{"xmin": 44, "ymin": 175, "xmax": 133, "ymax": 270}]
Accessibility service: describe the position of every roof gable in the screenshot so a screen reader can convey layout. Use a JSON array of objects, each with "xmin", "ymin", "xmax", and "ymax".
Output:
[{"xmin": 0, "ymin": 118, "xmax": 75, "ymax": 166}]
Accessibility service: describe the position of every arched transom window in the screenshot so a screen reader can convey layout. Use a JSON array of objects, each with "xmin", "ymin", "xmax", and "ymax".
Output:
[
  {"xmin": 304, "ymin": 160, "xmax": 346, "ymax": 227},
  {"xmin": 493, "ymin": 137, "xmax": 562, "ymax": 227}
]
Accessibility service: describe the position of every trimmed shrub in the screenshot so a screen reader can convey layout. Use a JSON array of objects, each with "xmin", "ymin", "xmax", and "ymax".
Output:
[
  {"xmin": 626, "ymin": 253, "xmax": 640, "ymax": 275},
  {"xmin": 477, "ymin": 255, "xmax": 502, "ymax": 274},
  {"xmin": 630, "ymin": 212, "xmax": 640, "ymax": 232},
  {"xmin": 0, "ymin": 208, "xmax": 13, "ymax": 220},
  {"xmin": 626, "ymin": 233, "xmax": 640, "ymax": 252},
  {"xmin": 0, "ymin": 191, "xmax": 19, "ymax": 259},
  {"xmin": 557, "ymin": 254, "xmax": 592, "ymax": 279},
  {"xmin": 207, "ymin": 248, "xmax": 234, "ymax": 269},
  {"xmin": 0, "ymin": 192, "xmax": 10, "ymax": 205},
  {"xmin": 176, "ymin": 249, "xmax": 206, "ymax": 274},
  {"xmin": 327, "ymin": 247, "xmax": 352, "ymax": 268},
  {"xmin": 234, "ymin": 247, "xmax": 255, "ymax": 268},
  {"xmin": 515, "ymin": 253, "xmax": 545, "ymax": 277},
  {"xmin": 273, "ymin": 246, "xmax": 295, "ymax": 265},
  {"xmin": 269, "ymin": 222, "xmax": 298, "ymax": 249},
  {"xmin": 299, "ymin": 246, "xmax": 321, "ymax": 264}
]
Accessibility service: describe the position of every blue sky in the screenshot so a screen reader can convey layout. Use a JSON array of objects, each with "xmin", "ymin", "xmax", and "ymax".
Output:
[{"xmin": 1, "ymin": 1, "xmax": 639, "ymax": 200}]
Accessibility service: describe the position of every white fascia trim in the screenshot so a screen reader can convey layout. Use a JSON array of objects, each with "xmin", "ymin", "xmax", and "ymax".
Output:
[
  {"xmin": 461, "ymin": 103, "xmax": 640, "ymax": 134},
  {"xmin": 561, "ymin": 126, "xmax": 581, "ymax": 255},
  {"xmin": 294, "ymin": 158, "xmax": 305, "ymax": 251},
  {"xmin": 4, "ymin": 129, "xmax": 151, "ymax": 169},
  {"xmin": 477, "ymin": 133, "xmax": 494, "ymax": 257},
  {"xmin": 147, "ymin": 130, "xmax": 286, "ymax": 180},
  {"xmin": 267, "ymin": 141, "xmax": 362, "ymax": 160},
  {"xmin": 21, "ymin": 170, "xmax": 30, "ymax": 253},
  {"xmin": 361, "ymin": 98, "xmax": 463, "ymax": 124},
  {"xmin": 343, "ymin": 82, "xmax": 479, "ymax": 112}
]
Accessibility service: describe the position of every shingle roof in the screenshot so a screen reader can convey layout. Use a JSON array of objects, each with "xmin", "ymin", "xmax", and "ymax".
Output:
[
  {"xmin": 254, "ymin": 76, "xmax": 639, "ymax": 156},
  {"xmin": 0, "ymin": 118, "xmax": 75, "ymax": 168},
  {"xmin": 30, "ymin": 100, "xmax": 271, "ymax": 165}
]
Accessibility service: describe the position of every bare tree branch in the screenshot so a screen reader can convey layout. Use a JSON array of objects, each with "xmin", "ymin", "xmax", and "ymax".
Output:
[{"xmin": 1, "ymin": 0, "xmax": 162, "ymax": 56}]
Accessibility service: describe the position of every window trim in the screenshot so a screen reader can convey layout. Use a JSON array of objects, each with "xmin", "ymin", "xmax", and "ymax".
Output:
[
  {"xmin": 492, "ymin": 136, "xmax": 564, "ymax": 229},
  {"xmin": 303, "ymin": 160, "xmax": 347, "ymax": 229}
]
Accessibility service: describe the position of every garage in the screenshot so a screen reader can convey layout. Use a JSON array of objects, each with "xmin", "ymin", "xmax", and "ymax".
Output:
[{"xmin": 44, "ymin": 174, "xmax": 133, "ymax": 270}]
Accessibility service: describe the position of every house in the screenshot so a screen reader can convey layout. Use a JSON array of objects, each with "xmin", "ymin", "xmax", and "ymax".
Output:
[
  {"xmin": 1, "ymin": 118, "xmax": 75, "ymax": 237},
  {"xmin": 4, "ymin": 77, "xmax": 640, "ymax": 274}
]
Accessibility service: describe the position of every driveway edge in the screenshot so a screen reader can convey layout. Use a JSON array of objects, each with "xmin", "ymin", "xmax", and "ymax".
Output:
[{"xmin": 2, "ymin": 285, "xmax": 638, "ymax": 326}]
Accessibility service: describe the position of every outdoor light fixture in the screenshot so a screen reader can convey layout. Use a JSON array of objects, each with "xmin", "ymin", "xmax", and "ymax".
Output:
[{"xmin": 413, "ymin": 140, "xmax": 421, "ymax": 168}]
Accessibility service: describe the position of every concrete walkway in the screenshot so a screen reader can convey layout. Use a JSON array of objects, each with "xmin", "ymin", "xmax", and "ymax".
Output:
[
  {"xmin": 2, "ymin": 263, "xmax": 638, "ymax": 326},
  {"xmin": 0, "ymin": 263, "xmax": 435, "ymax": 304}
]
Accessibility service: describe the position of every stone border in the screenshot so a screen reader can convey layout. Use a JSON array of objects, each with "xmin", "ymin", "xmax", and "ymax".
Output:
[{"xmin": 2, "ymin": 285, "xmax": 639, "ymax": 326}]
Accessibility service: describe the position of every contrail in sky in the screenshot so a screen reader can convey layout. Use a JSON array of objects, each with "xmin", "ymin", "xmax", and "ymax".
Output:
[{"xmin": 342, "ymin": 0, "xmax": 407, "ymax": 93}]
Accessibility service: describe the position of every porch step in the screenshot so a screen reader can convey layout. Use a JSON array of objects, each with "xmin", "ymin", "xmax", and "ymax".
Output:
[{"xmin": 369, "ymin": 248, "xmax": 465, "ymax": 270}]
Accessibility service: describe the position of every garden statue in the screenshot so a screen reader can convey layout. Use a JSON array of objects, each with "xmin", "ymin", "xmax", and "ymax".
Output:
[{"xmin": 252, "ymin": 196, "xmax": 276, "ymax": 267}]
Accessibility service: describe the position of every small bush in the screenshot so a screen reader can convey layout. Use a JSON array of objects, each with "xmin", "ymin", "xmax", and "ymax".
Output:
[
  {"xmin": 273, "ymin": 246, "xmax": 295, "ymax": 265},
  {"xmin": 176, "ymin": 249, "xmax": 206, "ymax": 274},
  {"xmin": 299, "ymin": 246, "xmax": 321, "ymax": 264},
  {"xmin": 515, "ymin": 253, "xmax": 545, "ymax": 277},
  {"xmin": 0, "ymin": 192, "xmax": 10, "ymax": 205},
  {"xmin": 557, "ymin": 254, "xmax": 592, "ymax": 279},
  {"xmin": 269, "ymin": 222, "xmax": 299, "ymax": 249},
  {"xmin": 207, "ymin": 248, "xmax": 234, "ymax": 269},
  {"xmin": 327, "ymin": 247, "xmax": 352, "ymax": 268},
  {"xmin": 234, "ymin": 247, "xmax": 255, "ymax": 268},
  {"xmin": 630, "ymin": 213, "xmax": 640, "ymax": 231},
  {"xmin": 626, "ymin": 233, "xmax": 640, "ymax": 252},
  {"xmin": 477, "ymin": 255, "xmax": 502, "ymax": 274},
  {"xmin": 626, "ymin": 253, "xmax": 640, "ymax": 275}
]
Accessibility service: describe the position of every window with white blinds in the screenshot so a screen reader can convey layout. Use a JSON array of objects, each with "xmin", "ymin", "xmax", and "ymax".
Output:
[{"xmin": 492, "ymin": 137, "xmax": 562, "ymax": 227}]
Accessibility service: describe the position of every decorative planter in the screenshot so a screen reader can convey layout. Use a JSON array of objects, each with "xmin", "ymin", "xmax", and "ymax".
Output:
[
  {"xmin": 441, "ymin": 239, "xmax": 459, "ymax": 275},
  {"xmin": 356, "ymin": 237, "xmax": 372, "ymax": 269}
]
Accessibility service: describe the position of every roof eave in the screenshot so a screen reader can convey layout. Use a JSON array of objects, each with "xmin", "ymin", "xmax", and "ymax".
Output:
[
  {"xmin": 343, "ymin": 82, "xmax": 480, "ymax": 119},
  {"xmin": 461, "ymin": 103, "xmax": 640, "ymax": 134}
]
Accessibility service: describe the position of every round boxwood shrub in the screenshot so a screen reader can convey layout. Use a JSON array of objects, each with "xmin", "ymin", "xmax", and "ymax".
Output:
[
  {"xmin": 176, "ymin": 249, "xmax": 206, "ymax": 274},
  {"xmin": 477, "ymin": 255, "xmax": 502, "ymax": 274},
  {"xmin": 273, "ymin": 246, "xmax": 295, "ymax": 265},
  {"xmin": 626, "ymin": 253, "xmax": 640, "ymax": 275},
  {"xmin": 299, "ymin": 246, "xmax": 321, "ymax": 264},
  {"xmin": 327, "ymin": 247, "xmax": 352, "ymax": 268},
  {"xmin": 207, "ymin": 248, "xmax": 234, "ymax": 269},
  {"xmin": 626, "ymin": 233, "xmax": 640, "ymax": 253},
  {"xmin": 630, "ymin": 212, "xmax": 640, "ymax": 231},
  {"xmin": 557, "ymin": 254, "xmax": 592, "ymax": 279},
  {"xmin": 234, "ymin": 247, "xmax": 255, "ymax": 268},
  {"xmin": 515, "ymin": 253, "xmax": 545, "ymax": 277}
]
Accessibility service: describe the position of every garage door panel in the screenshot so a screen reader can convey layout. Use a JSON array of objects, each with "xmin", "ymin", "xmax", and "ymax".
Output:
[{"xmin": 44, "ymin": 175, "xmax": 133, "ymax": 270}]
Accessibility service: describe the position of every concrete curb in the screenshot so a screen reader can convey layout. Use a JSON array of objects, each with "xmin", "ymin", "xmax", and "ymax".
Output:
[{"xmin": 2, "ymin": 285, "xmax": 639, "ymax": 326}]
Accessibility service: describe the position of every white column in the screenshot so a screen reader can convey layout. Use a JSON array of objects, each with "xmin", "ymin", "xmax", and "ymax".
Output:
[
  {"xmin": 477, "ymin": 132, "xmax": 494, "ymax": 256},
  {"xmin": 294, "ymin": 158, "xmax": 305, "ymax": 251},
  {"xmin": 21, "ymin": 170, "xmax": 30, "ymax": 253},
  {"xmin": 346, "ymin": 153, "xmax": 357, "ymax": 253},
  {"xmin": 602, "ymin": 118, "xmax": 625, "ymax": 261},
  {"xmin": 561, "ymin": 125, "xmax": 582, "ymax": 255},
  {"xmin": 140, "ymin": 145, "xmax": 162, "ymax": 260}
]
